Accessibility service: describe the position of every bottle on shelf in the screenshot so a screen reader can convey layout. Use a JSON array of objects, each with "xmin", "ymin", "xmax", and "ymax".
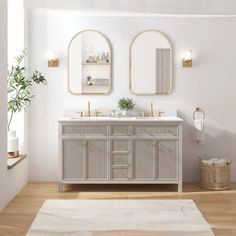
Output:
[
  {"xmin": 86, "ymin": 76, "xmax": 93, "ymax": 86},
  {"xmin": 101, "ymin": 52, "xmax": 106, "ymax": 62},
  {"xmin": 106, "ymin": 52, "xmax": 109, "ymax": 63}
]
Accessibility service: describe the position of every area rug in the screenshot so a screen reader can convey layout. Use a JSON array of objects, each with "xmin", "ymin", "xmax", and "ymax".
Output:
[{"xmin": 26, "ymin": 200, "xmax": 214, "ymax": 236}]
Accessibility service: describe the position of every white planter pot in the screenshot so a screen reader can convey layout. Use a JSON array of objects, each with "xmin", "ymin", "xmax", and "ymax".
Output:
[
  {"xmin": 8, "ymin": 130, "xmax": 19, "ymax": 158},
  {"xmin": 122, "ymin": 110, "xmax": 128, "ymax": 116}
]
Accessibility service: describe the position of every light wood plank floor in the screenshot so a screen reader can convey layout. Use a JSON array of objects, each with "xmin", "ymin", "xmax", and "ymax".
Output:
[{"xmin": 0, "ymin": 182, "xmax": 235, "ymax": 236}]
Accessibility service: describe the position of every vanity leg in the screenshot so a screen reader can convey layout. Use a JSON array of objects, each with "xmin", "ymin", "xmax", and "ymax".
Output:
[
  {"xmin": 178, "ymin": 182, "xmax": 182, "ymax": 193},
  {"xmin": 58, "ymin": 182, "xmax": 63, "ymax": 192}
]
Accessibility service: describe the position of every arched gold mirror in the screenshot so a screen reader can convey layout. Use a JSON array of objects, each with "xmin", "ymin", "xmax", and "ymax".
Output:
[
  {"xmin": 130, "ymin": 30, "xmax": 173, "ymax": 95},
  {"xmin": 68, "ymin": 30, "xmax": 112, "ymax": 95}
]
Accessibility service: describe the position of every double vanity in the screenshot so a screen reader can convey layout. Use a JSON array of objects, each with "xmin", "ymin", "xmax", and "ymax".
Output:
[
  {"xmin": 58, "ymin": 116, "xmax": 183, "ymax": 192},
  {"xmin": 62, "ymin": 27, "xmax": 183, "ymax": 192}
]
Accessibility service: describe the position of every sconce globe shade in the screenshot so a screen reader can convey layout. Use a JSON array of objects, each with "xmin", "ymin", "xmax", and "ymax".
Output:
[
  {"xmin": 47, "ymin": 50, "xmax": 58, "ymax": 60},
  {"xmin": 183, "ymin": 50, "xmax": 192, "ymax": 61}
]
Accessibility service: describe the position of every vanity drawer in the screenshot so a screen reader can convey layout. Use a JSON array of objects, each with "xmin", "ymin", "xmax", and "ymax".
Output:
[
  {"xmin": 112, "ymin": 154, "xmax": 129, "ymax": 166},
  {"xmin": 111, "ymin": 167, "xmax": 130, "ymax": 180},
  {"xmin": 112, "ymin": 140, "xmax": 129, "ymax": 152},
  {"xmin": 111, "ymin": 125, "xmax": 132, "ymax": 136},
  {"xmin": 134, "ymin": 125, "xmax": 178, "ymax": 136},
  {"xmin": 63, "ymin": 125, "xmax": 107, "ymax": 136}
]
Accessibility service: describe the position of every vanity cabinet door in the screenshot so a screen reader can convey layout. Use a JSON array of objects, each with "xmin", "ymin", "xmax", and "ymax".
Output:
[
  {"xmin": 133, "ymin": 140, "xmax": 156, "ymax": 180},
  {"xmin": 86, "ymin": 140, "xmax": 108, "ymax": 180},
  {"xmin": 63, "ymin": 140, "xmax": 85, "ymax": 180},
  {"xmin": 157, "ymin": 141, "xmax": 178, "ymax": 181}
]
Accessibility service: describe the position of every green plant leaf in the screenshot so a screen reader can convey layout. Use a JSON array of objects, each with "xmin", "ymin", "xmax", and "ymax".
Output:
[
  {"xmin": 7, "ymin": 49, "xmax": 47, "ymax": 130},
  {"xmin": 118, "ymin": 98, "xmax": 135, "ymax": 111}
]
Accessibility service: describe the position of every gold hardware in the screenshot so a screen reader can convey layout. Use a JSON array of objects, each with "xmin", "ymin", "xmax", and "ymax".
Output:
[
  {"xmin": 193, "ymin": 107, "xmax": 205, "ymax": 120},
  {"xmin": 48, "ymin": 59, "xmax": 59, "ymax": 67},
  {"xmin": 158, "ymin": 111, "xmax": 165, "ymax": 117},
  {"xmin": 95, "ymin": 111, "xmax": 101, "ymax": 117},
  {"xmin": 182, "ymin": 59, "xmax": 192, "ymax": 67},
  {"xmin": 150, "ymin": 102, "xmax": 154, "ymax": 117},
  {"xmin": 88, "ymin": 101, "xmax": 91, "ymax": 117},
  {"xmin": 182, "ymin": 50, "xmax": 192, "ymax": 67}
]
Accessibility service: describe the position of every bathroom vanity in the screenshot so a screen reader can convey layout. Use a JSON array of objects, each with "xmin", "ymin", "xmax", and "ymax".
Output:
[{"xmin": 58, "ymin": 117, "xmax": 183, "ymax": 192}]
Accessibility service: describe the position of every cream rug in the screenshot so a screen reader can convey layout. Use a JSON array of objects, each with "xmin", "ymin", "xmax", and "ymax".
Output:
[{"xmin": 27, "ymin": 200, "xmax": 214, "ymax": 236}]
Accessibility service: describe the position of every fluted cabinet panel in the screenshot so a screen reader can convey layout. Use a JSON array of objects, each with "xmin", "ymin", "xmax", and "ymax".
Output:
[
  {"xmin": 87, "ymin": 140, "xmax": 108, "ymax": 180},
  {"xmin": 133, "ymin": 140, "xmax": 155, "ymax": 180},
  {"xmin": 134, "ymin": 125, "xmax": 178, "ymax": 136},
  {"xmin": 63, "ymin": 125, "xmax": 107, "ymax": 136},
  {"xmin": 111, "ymin": 125, "xmax": 130, "ymax": 136},
  {"xmin": 157, "ymin": 141, "xmax": 178, "ymax": 180},
  {"xmin": 63, "ymin": 140, "xmax": 85, "ymax": 180}
]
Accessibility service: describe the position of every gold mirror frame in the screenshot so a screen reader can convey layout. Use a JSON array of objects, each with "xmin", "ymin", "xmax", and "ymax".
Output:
[
  {"xmin": 68, "ymin": 29, "xmax": 112, "ymax": 95},
  {"xmin": 129, "ymin": 30, "xmax": 173, "ymax": 95}
]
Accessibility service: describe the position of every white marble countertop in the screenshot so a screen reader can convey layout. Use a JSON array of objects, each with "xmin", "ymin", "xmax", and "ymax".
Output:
[{"xmin": 58, "ymin": 116, "xmax": 183, "ymax": 123}]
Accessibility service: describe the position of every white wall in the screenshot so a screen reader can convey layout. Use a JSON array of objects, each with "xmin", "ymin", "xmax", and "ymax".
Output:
[
  {"xmin": 28, "ymin": 9, "xmax": 236, "ymax": 182},
  {"xmin": 0, "ymin": 0, "xmax": 28, "ymax": 211},
  {"xmin": 8, "ymin": 0, "xmax": 27, "ymax": 153},
  {"xmin": 25, "ymin": 0, "xmax": 236, "ymax": 15}
]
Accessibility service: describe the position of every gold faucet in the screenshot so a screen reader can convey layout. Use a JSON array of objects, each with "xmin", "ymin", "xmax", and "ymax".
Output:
[
  {"xmin": 150, "ymin": 102, "xmax": 154, "ymax": 117},
  {"xmin": 88, "ymin": 101, "xmax": 91, "ymax": 117}
]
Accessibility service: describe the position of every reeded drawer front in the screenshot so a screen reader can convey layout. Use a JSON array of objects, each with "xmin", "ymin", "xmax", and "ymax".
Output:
[
  {"xmin": 111, "ymin": 167, "xmax": 129, "ymax": 180},
  {"xmin": 112, "ymin": 140, "xmax": 129, "ymax": 151},
  {"xmin": 111, "ymin": 125, "xmax": 131, "ymax": 136},
  {"xmin": 63, "ymin": 125, "xmax": 107, "ymax": 136},
  {"xmin": 134, "ymin": 125, "xmax": 178, "ymax": 136},
  {"xmin": 112, "ymin": 154, "xmax": 129, "ymax": 166}
]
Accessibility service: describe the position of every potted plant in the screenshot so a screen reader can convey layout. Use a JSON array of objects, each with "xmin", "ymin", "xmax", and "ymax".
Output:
[
  {"xmin": 118, "ymin": 98, "xmax": 135, "ymax": 116},
  {"xmin": 7, "ymin": 49, "xmax": 47, "ymax": 158}
]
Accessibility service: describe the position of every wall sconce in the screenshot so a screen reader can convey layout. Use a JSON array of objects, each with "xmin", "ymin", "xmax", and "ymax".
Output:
[
  {"xmin": 182, "ymin": 50, "xmax": 192, "ymax": 67},
  {"xmin": 47, "ymin": 50, "xmax": 59, "ymax": 67}
]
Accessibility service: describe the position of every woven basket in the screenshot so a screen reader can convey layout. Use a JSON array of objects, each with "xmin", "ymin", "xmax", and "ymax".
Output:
[{"xmin": 199, "ymin": 158, "xmax": 232, "ymax": 190}]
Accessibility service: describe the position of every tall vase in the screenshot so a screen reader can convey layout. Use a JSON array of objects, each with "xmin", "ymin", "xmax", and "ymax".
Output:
[{"xmin": 8, "ymin": 130, "xmax": 19, "ymax": 158}]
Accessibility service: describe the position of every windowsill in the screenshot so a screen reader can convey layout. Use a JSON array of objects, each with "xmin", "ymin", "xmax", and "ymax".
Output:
[{"xmin": 7, "ymin": 154, "xmax": 27, "ymax": 169}]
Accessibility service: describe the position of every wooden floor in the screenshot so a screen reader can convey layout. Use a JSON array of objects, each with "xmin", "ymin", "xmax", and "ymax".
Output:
[{"xmin": 0, "ymin": 183, "xmax": 236, "ymax": 236}]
